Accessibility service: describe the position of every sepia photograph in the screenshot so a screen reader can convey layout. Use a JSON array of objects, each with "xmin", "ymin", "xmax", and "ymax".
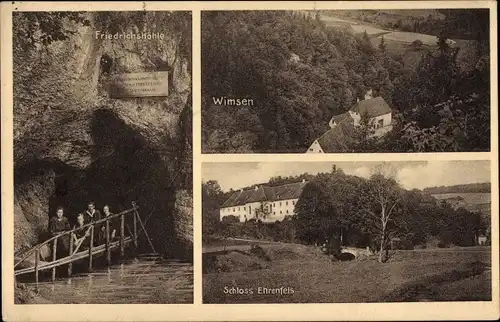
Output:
[
  {"xmin": 1, "ymin": 1, "xmax": 498, "ymax": 321},
  {"xmin": 201, "ymin": 9, "xmax": 491, "ymax": 153},
  {"xmin": 202, "ymin": 161, "xmax": 492, "ymax": 303},
  {"xmin": 12, "ymin": 11, "xmax": 193, "ymax": 304}
]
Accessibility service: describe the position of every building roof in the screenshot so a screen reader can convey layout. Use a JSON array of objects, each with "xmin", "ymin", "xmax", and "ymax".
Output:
[
  {"xmin": 331, "ymin": 111, "xmax": 353, "ymax": 125},
  {"xmin": 221, "ymin": 181, "xmax": 307, "ymax": 208},
  {"xmin": 350, "ymin": 97, "xmax": 391, "ymax": 118},
  {"xmin": 316, "ymin": 119, "xmax": 357, "ymax": 153}
]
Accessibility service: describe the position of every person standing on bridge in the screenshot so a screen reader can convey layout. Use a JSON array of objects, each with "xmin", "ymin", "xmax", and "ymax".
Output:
[
  {"xmin": 101, "ymin": 205, "xmax": 118, "ymax": 242},
  {"xmin": 49, "ymin": 206, "xmax": 71, "ymax": 259},
  {"xmin": 72, "ymin": 213, "xmax": 90, "ymax": 250},
  {"xmin": 84, "ymin": 201, "xmax": 102, "ymax": 237},
  {"xmin": 49, "ymin": 206, "xmax": 71, "ymax": 236}
]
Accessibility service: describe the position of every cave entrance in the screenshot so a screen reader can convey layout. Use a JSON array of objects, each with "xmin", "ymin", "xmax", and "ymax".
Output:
[{"xmin": 48, "ymin": 108, "xmax": 177, "ymax": 256}]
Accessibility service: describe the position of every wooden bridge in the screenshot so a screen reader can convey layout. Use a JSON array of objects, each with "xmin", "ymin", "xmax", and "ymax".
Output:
[{"xmin": 14, "ymin": 202, "xmax": 156, "ymax": 288}]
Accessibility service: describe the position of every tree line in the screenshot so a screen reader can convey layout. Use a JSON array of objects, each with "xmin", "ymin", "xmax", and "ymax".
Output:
[
  {"xmin": 423, "ymin": 182, "xmax": 490, "ymax": 194},
  {"xmin": 202, "ymin": 10, "xmax": 489, "ymax": 153}
]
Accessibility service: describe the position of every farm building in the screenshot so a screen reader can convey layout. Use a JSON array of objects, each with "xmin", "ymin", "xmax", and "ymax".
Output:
[
  {"xmin": 219, "ymin": 180, "xmax": 307, "ymax": 223},
  {"xmin": 307, "ymin": 91, "xmax": 393, "ymax": 153}
]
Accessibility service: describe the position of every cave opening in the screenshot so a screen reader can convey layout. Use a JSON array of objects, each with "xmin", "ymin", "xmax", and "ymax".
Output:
[{"xmin": 47, "ymin": 108, "xmax": 179, "ymax": 258}]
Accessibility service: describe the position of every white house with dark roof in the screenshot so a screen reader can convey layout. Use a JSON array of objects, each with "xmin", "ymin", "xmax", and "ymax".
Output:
[
  {"xmin": 307, "ymin": 91, "xmax": 393, "ymax": 153},
  {"xmin": 219, "ymin": 180, "xmax": 307, "ymax": 223}
]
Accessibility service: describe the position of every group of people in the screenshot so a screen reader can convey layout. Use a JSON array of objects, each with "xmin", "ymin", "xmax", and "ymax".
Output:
[{"xmin": 48, "ymin": 201, "xmax": 119, "ymax": 250}]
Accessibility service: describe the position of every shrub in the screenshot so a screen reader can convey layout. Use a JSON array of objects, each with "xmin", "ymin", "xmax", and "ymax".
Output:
[
  {"xmin": 222, "ymin": 215, "xmax": 239, "ymax": 224},
  {"xmin": 437, "ymin": 241, "xmax": 450, "ymax": 248}
]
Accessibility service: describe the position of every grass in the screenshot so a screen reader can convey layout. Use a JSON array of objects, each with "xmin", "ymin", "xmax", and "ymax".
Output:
[
  {"xmin": 203, "ymin": 243, "xmax": 491, "ymax": 303},
  {"xmin": 432, "ymin": 193, "xmax": 491, "ymax": 205}
]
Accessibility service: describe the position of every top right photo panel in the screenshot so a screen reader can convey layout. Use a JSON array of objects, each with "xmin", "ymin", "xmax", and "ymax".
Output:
[{"xmin": 201, "ymin": 9, "xmax": 491, "ymax": 154}]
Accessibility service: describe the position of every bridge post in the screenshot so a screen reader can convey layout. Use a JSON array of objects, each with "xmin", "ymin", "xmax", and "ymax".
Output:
[
  {"xmin": 133, "ymin": 208, "xmax": 138, "ymax": 248},
  {"xmin": 120, "ymin": 213, "xmax": 125, "ymax": 257},
  {"xmin": 52, "ymin": 238, "xmax": 58, "ymax": 282},
  {"xmin": 89, "ymin": 225, "xmax": 94, "ymax": 272},
  {"xmin": 35, "ymin": 248, "xmax": 39, "ymax": 290},
  {"xmin": 68, "ymin": 234, "xmax": 73, "ymax": 277},
  {"xmin": 106, "ymin": 219, "xmax": 111, "ymax": 266}
]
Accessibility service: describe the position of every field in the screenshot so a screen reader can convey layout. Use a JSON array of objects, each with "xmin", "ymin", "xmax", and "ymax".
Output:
[
  {"xmin": 432, "ymin": 193, "xmax": 491, "ymax": 205},
  {"xmin": 317, "ymin": 11, "xmax": 479, "ymax": 70},
  {"xmin": 203, "ymin": 242, "xmax": 491, "ymax": 303}
]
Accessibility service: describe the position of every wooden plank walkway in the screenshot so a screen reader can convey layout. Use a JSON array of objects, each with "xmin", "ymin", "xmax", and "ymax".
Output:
[{"xmin": 14, "ymin": 203, "xmax": 156, "ymax": 288}]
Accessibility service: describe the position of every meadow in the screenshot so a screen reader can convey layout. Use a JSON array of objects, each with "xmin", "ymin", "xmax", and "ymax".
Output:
[
  {"xmin": 203, "ymin": 242, "xmax": 491, "ymax": 303},
  {"xmin": 432, "ymin": 193, "xmax": 491, "ymax": 205}
]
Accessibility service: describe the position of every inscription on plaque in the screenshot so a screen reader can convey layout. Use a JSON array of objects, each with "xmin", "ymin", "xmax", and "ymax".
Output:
[{"xmin": 110, "ymin": 71, "xmax": 168, "ymax": 98}]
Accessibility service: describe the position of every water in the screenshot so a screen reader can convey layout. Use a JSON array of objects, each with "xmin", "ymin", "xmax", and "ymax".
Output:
[{"xmin": 22, "ymin": 256, "xmax": 193, "ymax": 304}]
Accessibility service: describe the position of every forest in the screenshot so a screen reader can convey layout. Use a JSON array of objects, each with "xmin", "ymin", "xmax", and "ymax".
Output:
[
  {"xmin": 202, "ymin": 166, "xmax": 489, "ymax": 262},
  {"xmin": 201, "ymin": 10, "xmax": 490, "ymax": 153}
]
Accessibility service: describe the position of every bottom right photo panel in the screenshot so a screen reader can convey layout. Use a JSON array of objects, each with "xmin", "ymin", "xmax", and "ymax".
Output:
[{"xmin": 201, "ymin": 160, "xmax": 491, "ymax": 303}]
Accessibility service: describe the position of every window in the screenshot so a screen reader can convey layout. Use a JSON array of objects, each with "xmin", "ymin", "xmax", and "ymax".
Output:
[
  {"xmin": 292, "ymin": 201, "xmax": 295, "ymax": 205},
  {"xmin": 249, "ymin": 206, "xmax": 252, "ymax": 213},
  {"xmin": 244, "ymin": 206, "xmax": 246, "ymax": 211},
  {"xmin": 280, "ymin": 211, "xmax": 282, "ymax": 214},
  {"xmin": 233, "ymin": 208, "xmax": 235, "ymax": 212},
  {"xmin": 286, "ymin": 210, "xmax": 289, "ymax": 214},
  {"xmin": 286, "ymin": 201, "xmax": 288, "ymax": 206},
  {"xmin": 280, "ymin": 202, "xmax": 282, "ymax": 206},
  {"xmin": 377, "ymin": 119, "xmax": 383, "ymax": 128},
  {"xmin": 273, "ymin": 212, "xmax": 275, "ymax": 215}
]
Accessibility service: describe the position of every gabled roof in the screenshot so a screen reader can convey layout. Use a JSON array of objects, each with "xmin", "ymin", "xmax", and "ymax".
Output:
[
  {"xmin": 350, "ymin": 97, "xmax": 391, "ymax": 118},
  {"xmin": 272, "ymin": 182, "xmax": 308, "ymax": 201},
  {"xmin": 221, "ymin": 181, "xmax": 307, "ymax": 208},
  {"xmin": 331, "ymin": 111, "xmax": 353, "ymax": 125},
  {"xmin": 317, "ymin": 119, "xmax": 357, "ymax": 153},
  {"xmin": 221, "ymin": 189, "xmax": 256, "ymax": 208}
]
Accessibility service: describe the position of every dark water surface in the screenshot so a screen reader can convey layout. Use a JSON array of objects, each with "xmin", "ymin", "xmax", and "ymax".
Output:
[{"xmin": 23, "ymin": 256, "xmax": 193, "ymax": 304}]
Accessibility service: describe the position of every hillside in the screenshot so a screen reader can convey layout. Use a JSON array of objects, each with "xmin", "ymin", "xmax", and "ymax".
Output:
[
  {"xmin": 424, "ymin": 182, "xmax": 491, "ymax": 194},
  {"xmin": 202, "ymin": 10, "xmax": 490, "ymax": 153}
]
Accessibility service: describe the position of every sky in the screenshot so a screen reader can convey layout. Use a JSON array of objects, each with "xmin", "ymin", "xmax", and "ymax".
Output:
[{"xmin": 202, "ymin": 161, "xmax": 491, "ymax": 192}]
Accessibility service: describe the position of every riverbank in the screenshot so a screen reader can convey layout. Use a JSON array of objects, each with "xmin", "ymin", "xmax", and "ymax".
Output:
[
  {"xmin": 203, "ymin": 242, "xmax": 491, "ymax": 303},
  {"xmin": 15, "ymin": 283, "xmax": 50, "ymax": 304}
]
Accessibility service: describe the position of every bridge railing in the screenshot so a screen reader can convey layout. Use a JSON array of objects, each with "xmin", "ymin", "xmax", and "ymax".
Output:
[{"xmin": 14, "ymin": 202, "xmax": 155, "ymax": 284}]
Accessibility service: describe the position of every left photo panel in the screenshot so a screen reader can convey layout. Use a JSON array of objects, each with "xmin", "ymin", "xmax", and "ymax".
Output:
[{"xmin": 13, "ymin": 11, "xmax": 193, "ymax": 304}]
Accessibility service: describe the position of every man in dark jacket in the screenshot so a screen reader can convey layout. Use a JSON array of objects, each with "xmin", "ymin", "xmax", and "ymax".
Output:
[{"xmin": 84, "ymin": 201, "xmax": 102, "ymax": 243}]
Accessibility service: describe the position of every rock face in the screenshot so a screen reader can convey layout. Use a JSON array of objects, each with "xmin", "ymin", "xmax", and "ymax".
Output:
[{"xmin": 13, "ymin": 12, "xmax": 192, "ymax": 258}]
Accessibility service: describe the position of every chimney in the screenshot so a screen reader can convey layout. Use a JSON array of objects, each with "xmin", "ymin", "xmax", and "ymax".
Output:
[{"xmin": 364, "ymin": 89, "xmax": 373, "ymax": 100}]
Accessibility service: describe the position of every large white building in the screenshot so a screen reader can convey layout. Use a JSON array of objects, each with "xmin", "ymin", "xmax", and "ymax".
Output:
[
  {"xmin": 219, "ymin": 180, "xmax": 307, "ymax": 223},
  {"xmin": 307, "ymin": 91, "xmax": 393, "ymax": 153}
]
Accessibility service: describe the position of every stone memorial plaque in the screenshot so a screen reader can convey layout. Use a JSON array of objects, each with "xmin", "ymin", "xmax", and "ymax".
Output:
[{"xmin": 110, "ymin": 71, "xmax": 168, "ymax": 98}]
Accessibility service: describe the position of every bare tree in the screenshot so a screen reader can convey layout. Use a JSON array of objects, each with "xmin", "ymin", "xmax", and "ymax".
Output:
[{"xmin": 360, "ymin": 163, "xmax": 404, "ymax": 263}]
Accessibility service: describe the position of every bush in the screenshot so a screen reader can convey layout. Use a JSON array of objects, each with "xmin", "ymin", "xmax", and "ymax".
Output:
[
  {"xmin": 222, "ymin": 215, "xmax": 239, "ymax": 224},
  {"xmin": 391, "ymin": 238, "xmax": 414, "ymax": 250},
  {"xmin": 324, "ymin": 239, "xmax": 341, "ymax": 256},
  {"xmin": 437, "ymin": 241, "xmax": 450, "ymax": 248}
]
